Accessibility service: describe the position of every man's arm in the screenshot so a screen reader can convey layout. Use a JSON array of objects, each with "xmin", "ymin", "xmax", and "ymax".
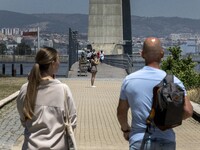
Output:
[
  {"xmin": 183, "ymin": 96, "xmax": 193, "ymax": 120},
  {"xmin": 117, "ymin": 99, "xmax": 131, "ymax": 140}
]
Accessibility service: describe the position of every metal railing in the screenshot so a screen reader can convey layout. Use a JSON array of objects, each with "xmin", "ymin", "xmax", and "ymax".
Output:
[
  {"xmin": 103, "ymin": 54, "xmax": 143, "ymax": 74},
  {"xmin": 104, "ymin": 54, "xmax": 127, "ymax": 69},
  {"xmin": 104, "ymin": 53, "xmax": 200, "ymax": 75},
  {"xmin": 0, "ymin": 55, "xmax": 69, "ymax": 63},
  {"xmin": 0, "ymin": 55, "xmax": 69, "ymax": 77}
]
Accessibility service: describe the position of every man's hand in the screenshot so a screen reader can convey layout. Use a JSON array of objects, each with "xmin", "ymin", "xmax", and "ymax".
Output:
[
  {"xmin": 123, "ymin": 131, "xmax": 130, "ymax": 141},
  {"xmin": 121, "ymin": 126, "xmax": 131, "ymax": 141}
]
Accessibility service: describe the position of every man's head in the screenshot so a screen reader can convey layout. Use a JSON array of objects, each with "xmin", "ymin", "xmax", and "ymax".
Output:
[{"xmin": 141, "ymin": 37, "xmax": 164, "ymax": 65}]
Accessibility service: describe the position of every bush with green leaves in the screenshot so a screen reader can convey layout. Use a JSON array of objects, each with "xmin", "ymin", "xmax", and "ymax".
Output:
[
  {"xmin": 0, "ymin": 43, "xmax": 7, "ymax": 54},
  {"xmin": 161, "ymin": 46, "xmax": 200, "ymax": 89},
  {"xmin": 15, "ymin": 42, "xmax": 32, "ymax": 55}
]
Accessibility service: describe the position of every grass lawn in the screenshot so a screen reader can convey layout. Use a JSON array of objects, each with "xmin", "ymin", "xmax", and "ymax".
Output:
[{"xmin": 0, "ymin": 77, "xmax": 27, "ymax": 100}]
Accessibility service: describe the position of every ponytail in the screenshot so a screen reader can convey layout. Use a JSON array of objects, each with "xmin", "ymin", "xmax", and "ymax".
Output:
[
  {"xmin": 23, "ymin": 63, "xmax": 42, "ymax": 120},
  {"xmin": 23, "ymin": 47, "xmax": 58, "ymax": 120}
]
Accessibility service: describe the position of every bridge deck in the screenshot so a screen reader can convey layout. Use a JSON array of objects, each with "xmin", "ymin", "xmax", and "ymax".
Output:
[{"xmin": 1, "ymin": 62, "xmax": 200, "ymax": 150}]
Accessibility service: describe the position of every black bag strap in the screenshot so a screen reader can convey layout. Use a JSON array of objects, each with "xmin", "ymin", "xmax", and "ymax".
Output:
[{"xmin": 163, "ymin": 74, "xmax": 173, "ymax": 85}]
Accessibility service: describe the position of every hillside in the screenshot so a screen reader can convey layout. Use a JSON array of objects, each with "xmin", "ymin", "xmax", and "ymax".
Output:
[
  {"xmin": 0, "ymin": 10, "xmax": 200, "ymax": 37},
  {"xmin": 132, "ymin": 16, "xmax": 200, "ymax": 37}
]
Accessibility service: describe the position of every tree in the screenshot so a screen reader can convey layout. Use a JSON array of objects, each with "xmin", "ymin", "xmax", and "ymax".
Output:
[
  {"xmin": 16, "ymin": 42, "xmax": 32, "ymax": 55},
  {"xmin": 161, "ymin": 46, "xmax": 200, "ymax": 89},
  {"xmin": 0, "ymin": 43, "xmax": 7, "ymax": 54}
]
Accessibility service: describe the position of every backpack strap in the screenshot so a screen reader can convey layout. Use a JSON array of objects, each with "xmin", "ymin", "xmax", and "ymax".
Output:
[
  {"xmin": 146, "ymin": 88, "xmax": 157, "ymax": 133},
  {"xmin": 163, "ymin": 74, "xmax": 173, "ymax": 84}
]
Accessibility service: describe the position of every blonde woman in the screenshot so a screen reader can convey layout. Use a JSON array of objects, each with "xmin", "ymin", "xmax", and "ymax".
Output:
[{"xmin": 16, "ymin": 47, "xmax": 77, "ymax": 150}]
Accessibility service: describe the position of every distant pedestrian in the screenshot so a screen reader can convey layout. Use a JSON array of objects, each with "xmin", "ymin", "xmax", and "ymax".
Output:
[
  {"xmin": 117, "ymin": 37, "xmax": 193, "ymax": 150},
  {"xmin": 87, "ymin": 49, "xmax": 92, "ymax": 60},
  {"xmin": 100, "ymin": 50, "xmax": 104, "ymax": 63},
  {"xmin": 16, "ymin": 47, "xmax": 77, "ymax": 150},
  {"xmin": 90, "ymin": 53, "xmax": 99, "ymax": 87},
  {"xmin": 97, "ymin": 51, "xmax": 100, "ymax": 59}
]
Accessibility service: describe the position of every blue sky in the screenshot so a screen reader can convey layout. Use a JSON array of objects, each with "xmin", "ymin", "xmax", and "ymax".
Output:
[{"xmin": 0, "ymin": 0, "xmax": 200, "ymax": 19}]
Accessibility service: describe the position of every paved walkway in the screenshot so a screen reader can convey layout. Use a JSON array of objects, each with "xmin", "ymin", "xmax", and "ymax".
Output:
[
  {"xmin": 68, "ymin": 62, "xmax": 127, "ymax": 79},
  {"xmin": 2, "ymin": 62, "xmax": 200, "ymax": 150}
]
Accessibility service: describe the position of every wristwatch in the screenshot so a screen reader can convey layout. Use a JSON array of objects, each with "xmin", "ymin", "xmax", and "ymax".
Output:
[{"xmin": 121, "ymin": 128, "xmax": 130, "ymax": 133}]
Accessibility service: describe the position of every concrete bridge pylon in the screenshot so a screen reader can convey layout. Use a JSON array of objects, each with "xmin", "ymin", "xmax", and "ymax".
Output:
[{"xmin": 88, "ymin": 0, "xmax": 132, "ymax": 55}]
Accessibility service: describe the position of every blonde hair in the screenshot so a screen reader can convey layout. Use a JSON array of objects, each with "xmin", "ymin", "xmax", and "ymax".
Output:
[{"xmin": 23, "ymin": 47, "xmax": 58, "ymax": 120}]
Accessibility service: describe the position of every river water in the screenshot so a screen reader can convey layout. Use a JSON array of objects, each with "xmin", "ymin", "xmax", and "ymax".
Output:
[{"xmin": 0, "ymin": 62, "xmax": 69, "ymax": 77}]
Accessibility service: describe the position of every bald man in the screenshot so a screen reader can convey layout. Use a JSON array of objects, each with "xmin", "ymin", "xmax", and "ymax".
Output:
[{"xmin": 117, "ymin": 37, "xmax": 193, "ymax": 150}]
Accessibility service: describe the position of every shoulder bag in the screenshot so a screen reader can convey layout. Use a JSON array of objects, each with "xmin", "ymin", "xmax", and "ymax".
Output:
[{"xmin": 64, "ymin": 94, "xmax": 77, "ymax": 150}]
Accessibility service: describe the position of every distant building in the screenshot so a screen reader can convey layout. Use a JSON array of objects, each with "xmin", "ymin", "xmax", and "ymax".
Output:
[
  {"xmin": 1, "ymin": 28, "xmax": 21, "ymax": 35},
  {"xmin": 34, "ymin": 38, "xmax": 53, "ymax": 48},
  {"xmin": 170, "ymin": 34, "xmax": 181, "ymax": 41},
  {"xmin": 13, "ymin": 36, "xmax": 22, "ymax": 44}
]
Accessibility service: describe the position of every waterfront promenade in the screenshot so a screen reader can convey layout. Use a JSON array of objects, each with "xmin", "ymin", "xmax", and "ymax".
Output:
[{"xmin": 0, "ymin": 62, "xmax": 200, "ymax": 150}]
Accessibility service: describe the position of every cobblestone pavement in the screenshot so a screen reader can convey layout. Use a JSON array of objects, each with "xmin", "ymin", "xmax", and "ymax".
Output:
[
  {"xmin": 174, "ymin": 118, "xmax": 200, "ymax": 150},
  {"xmin": 61, "ymin": 79, "xmax": 129, "ymax": 150},
  {"xmin": 0, "ymin": 101, "xmax": 23, "ymax": 150},
  {"xmin": 60, "ymin": 79, "xmax": 200, "ymax": 150}
]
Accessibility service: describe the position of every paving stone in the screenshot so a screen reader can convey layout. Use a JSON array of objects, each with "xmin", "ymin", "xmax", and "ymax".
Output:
[{"xmin": 0, "ymin": 101, "xmax": 23, "ymax": 150}]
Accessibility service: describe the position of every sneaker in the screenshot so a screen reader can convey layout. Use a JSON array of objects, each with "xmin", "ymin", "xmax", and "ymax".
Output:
[{"xmin": 91, "ymin": 85, "xmax": 96, "ymax": 88}]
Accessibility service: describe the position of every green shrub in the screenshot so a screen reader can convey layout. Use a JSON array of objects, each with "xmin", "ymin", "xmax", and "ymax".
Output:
[{"xmin": 161, "ymin": 46, "xmax": 200, "ymax": 89}]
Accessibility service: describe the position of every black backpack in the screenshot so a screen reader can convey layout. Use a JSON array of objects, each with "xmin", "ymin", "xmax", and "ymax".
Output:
[{"xmin": 146, "ymin": 74, "xmax": 185, "ymax": 131}]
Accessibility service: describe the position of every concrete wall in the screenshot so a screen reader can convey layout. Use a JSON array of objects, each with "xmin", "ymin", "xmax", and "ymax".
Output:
[{"xmin": 88, "ymin": 0, "xmax": 123, "ymax": 54}]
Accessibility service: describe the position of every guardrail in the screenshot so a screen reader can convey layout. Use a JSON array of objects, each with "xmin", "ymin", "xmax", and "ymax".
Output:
[
  {"xmin": 104, "ymin": 54, "xmax": 128, "ymax": 69},
  {"xmin": 0, "ymin": 55, "xmax": 69, "ymax": 77},
  {"xmin": 104, "ymin": 54, "xmax": 143, "ymax": 74},
  {"xmin": 104, "ymin": 53, "xmax": 200, "ymax": 74},
  {"xmin": 0, "ymin": 55, "xmax": 69, "ymax": 63}
]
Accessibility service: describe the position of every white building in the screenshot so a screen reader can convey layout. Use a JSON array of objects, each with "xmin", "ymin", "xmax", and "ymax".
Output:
[
  {"xmin": 14, "ymin": 36, "xmax": 22, "ymax": 44},
  {"xmin": 1, "ymin": 28, "xmax": 21, "ymax": 35},
  {"xmin": 170, "ymin": 34, "xmax": 181, "ymax": 41},
  {"xmin": 34, "ymin": 38, "xmax": 53, "ymax": 48}
]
